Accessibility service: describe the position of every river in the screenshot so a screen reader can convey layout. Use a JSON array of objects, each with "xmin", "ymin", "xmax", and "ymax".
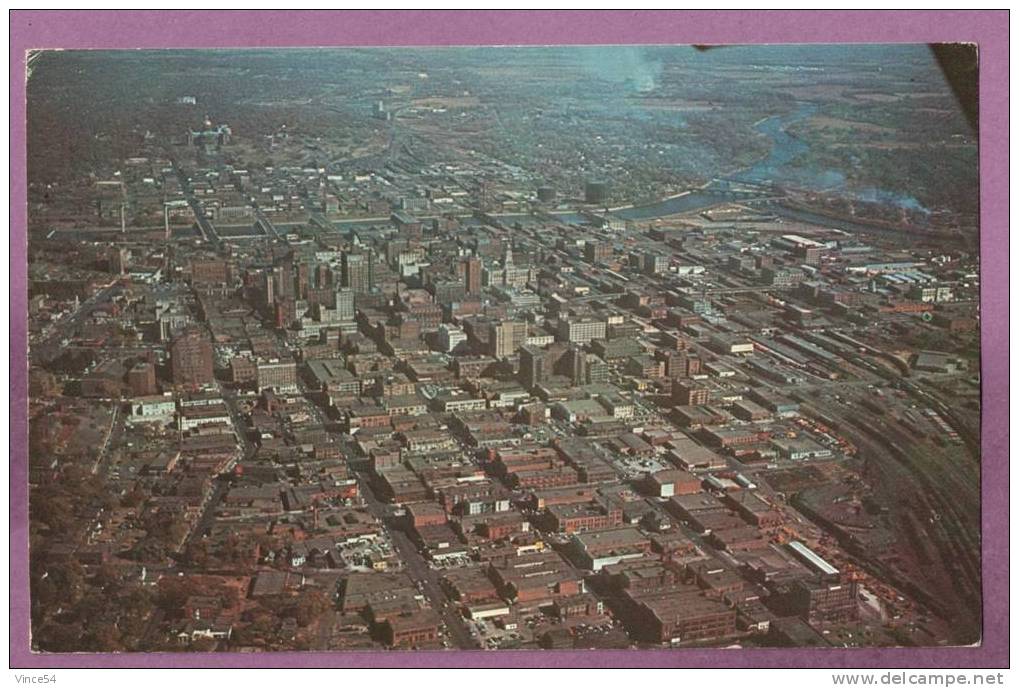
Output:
[
  {"xmin": 323, "ymin": 102, "xmax": 921, "ymax": 237},
  {"xmin": 728, "ymin": 103, "xmax": 818, "ymax": 185},
  {"xmin": 611, "ymin": 102, "xmax": 818, "ymax": 221}
]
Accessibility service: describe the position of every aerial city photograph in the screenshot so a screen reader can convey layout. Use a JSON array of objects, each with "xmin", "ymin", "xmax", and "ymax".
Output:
[{"xmin": 24, "ymin": 44, "xmax": 980, "ymax": 654}]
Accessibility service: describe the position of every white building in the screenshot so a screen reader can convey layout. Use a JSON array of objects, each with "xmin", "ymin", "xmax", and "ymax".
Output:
[
  {"xmin": 129, "ymin": 394, "xmax": 177, "ymax": 424},
  {"xmin": 557, "ymin": 318, "xmax": 607, "ymax": 344},
  {"xmin": 437, "ymin": 324, "xmax": 467, "ymax": 353}
]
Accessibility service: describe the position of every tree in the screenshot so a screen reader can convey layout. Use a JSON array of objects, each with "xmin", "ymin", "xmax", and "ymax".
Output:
[
  {"xmin": 191, "ymin": 637, "xmax": 219, "ymax": 652},
  {"xmin": 184, "ymin": 540, "xmax": 210, "ymax": 569},
  {"xmin": 48, "ymin": 559, "xmax": 87, "ymax": 607},
  {"xmin": 81, "ymin": 624, "xmax": 124, "ymax": 652},
  {"xmin": 29, "ymin": 369, "xmax": 60, "ymax": 397},
  {"xmin": 294, "ymin": 589, "xmax": 331, "ymax": 627},
  {"xmin": 72, "ymin": 590, "xmax": 110, "ymax": 624},
  {"xmin": 120, "ymin": 484, "xmax": 147, "ymax": 508},
  {"xmin": 156, "ymin": 577, "xmax": 200, "ymax": 614},
  {"xmin": 31, "ymin": 575, "xmax": 58, "ymax": 609},
  {"xmin": 233, "ymin": 616, "xmax": 272, "ymax": 647},
  {"xmin": 128, "ymin": 537, "xmax": 170, "ymax": 564},
  {"xmin": 117, "ymin": 614, "xmax": 148, "ymax": 651},
  {"xmin": 30, "ymin": 491, "xmax": 75, "ymax": 533},
  {"xmin": 92, "ymin": 562, "xmax": 122, "ymax": 593},
  {"xmin": 33, "ymin": 621, "xmax": 83, "ymax": 652},
  {"xmin": 122, "ymin": 587, "xmax": 155, "ymax": 619}
]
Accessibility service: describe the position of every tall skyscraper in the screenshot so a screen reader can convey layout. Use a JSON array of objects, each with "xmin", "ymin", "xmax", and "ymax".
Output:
[
  {"xmin": 519, "ymin": 345, "xmax": 546, "ymax": 391},
  {"xmin": 334, "ymin": 288, "xmax": 355, "ymax": 321},
  {"xmin": 490, "ymin": 320, "xmax": 527, "ymax": 359},
  {"xmin": 296, "ymin": 262, "xmax": 310, "ymax": 299},
  {"xmin": 462, "ymin": 256, "xmax": 482, "ymax": 295},
  {"xmin": 263, "ymin": 270, "xmax": 276, "ymax": 308},
  {"xmin": 127, "ymin": 361, "xmax": 158, "ymax": 396},
  {"xmin": 275, "ymin": 299, "xmax": 296, "ymax": 330},
  {"xmin": 342, "ymin": 251, "xmax": 372, "ymax": 294},
  {"xmin": 170, "ymin": 328, "xmax": 214, "ymax": 385},
  {"xmin": 566, "ymin": 344, "xmax": 587, "ymax": 385},
  {"xmin": 315, "ymin": 263, "xmax": 332, "ymax": 289},
  {"xmin": 108, "ymin": 247, "xmax": 129, "ymax": 275},
  {"xmin": 275, "ymin": 255, "xmax": 294, "ymax": 299}
]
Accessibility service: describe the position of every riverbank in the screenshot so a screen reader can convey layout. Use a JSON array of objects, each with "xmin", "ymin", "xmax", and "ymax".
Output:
[{"xmin": 770, "ymin": 201, "xmax": 973, "ymax": 247}]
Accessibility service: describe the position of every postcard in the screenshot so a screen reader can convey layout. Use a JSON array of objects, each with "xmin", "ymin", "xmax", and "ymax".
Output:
[{"xmin": 8, "ymin": 10, "xmax": 1008, "ymax": 672}]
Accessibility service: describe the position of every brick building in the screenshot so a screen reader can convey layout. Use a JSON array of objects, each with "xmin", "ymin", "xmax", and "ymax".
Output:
[{"xmin": 170, "ymin": 328, "xmax": 214, "ymax": 385}]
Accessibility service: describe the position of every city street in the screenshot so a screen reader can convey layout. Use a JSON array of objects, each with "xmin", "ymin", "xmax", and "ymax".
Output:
[
  {"xmin": 31, "ymin": 283, "xmax": 120, "ymax": 363},
  {"xmin": 352, "ymin": 469, "xmax": 478, "ymax": 650}
]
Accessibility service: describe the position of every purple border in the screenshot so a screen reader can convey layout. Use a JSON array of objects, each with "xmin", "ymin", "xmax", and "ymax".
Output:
[{"xmin": 8, "ymin": 10, "xmax": 1008, "ymax": 669}]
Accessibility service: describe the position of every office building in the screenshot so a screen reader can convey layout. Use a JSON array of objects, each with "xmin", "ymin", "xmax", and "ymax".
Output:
[
  {"xmin": 256, "ymin": 359, "xmax": 299, "ymax": 393},
  {"xmin": 788, "ymin": 578, "xmax": 860, "ymax": 626},
  {"xmin": 334, "ymin": 288, "xmax": 356, "ymax": 321},
  {"xmin": 170, "ymin": 328, "xmax": 214, "ymax": 385},
  {"xmin": 566, "ymin": 344, "xmax": 587, "ymax": 384},
  {"xmin": 585, "ymin": 354, "xmax": 610, "ymax": 384},
  {"xmin": 557, "ymin": 317, "xmax": 607, "ymax": 344},
  {"xmin": 462, "ymin": 257, "xmax": 482, "ymax": 295},
  {"xmin": 127, "ymin": 361, "xmax": 158, "ymax": 396},
  {"xmin": 643, "ymin": 253, "xmax": 669, "ymax": 275},
  {"xmin": 584, "ymin": 241, "xmax": 612, "ymax": 263},
  {"xmin": 519, "ymin": 345, "xmax": 547, "ymax": 391},
  {"xmin": 672, "ymin": 381, "xmax": 710, "ymax": 406},
  {"xmin": 342, "ymin": 251, "xmax": 373, "ymax": 294},
  {"xmin": 438, "ymin": 324, "xmax": 468, "ymax": 353},
  {"xmin": 490, "ymin": 320, "xmax": 527, "ymax": 359}
]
